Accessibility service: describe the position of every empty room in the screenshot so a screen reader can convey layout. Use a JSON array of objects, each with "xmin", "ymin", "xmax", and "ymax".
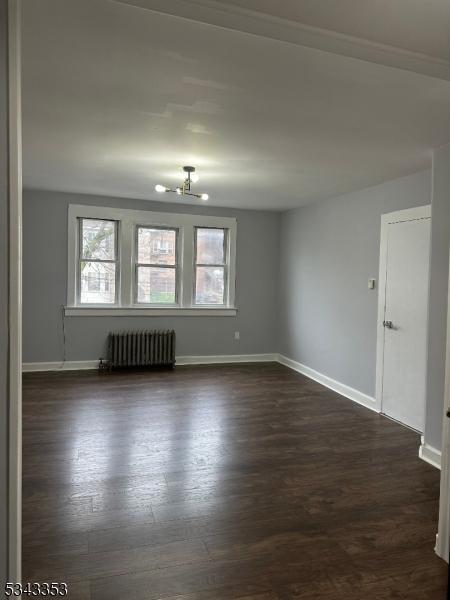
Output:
[{"xmin": 2, "ymin": 0, "xmax": 450, "ymax": 599}]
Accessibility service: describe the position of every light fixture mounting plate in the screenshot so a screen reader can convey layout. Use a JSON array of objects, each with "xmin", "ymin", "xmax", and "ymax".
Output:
[{"xmin": 183, "ymin": 165, "xmax": 195, "ymax": 174}]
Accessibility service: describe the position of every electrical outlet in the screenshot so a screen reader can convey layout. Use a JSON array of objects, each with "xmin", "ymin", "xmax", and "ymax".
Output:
[{"xmin": 234, "ymin": 331, "xmax": 240, "ymax": 340}]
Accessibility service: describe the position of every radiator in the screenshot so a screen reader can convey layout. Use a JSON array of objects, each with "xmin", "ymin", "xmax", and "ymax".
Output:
[{"xmin": 107, "ymin": 330, "xmax": 176, "ymax": 369}]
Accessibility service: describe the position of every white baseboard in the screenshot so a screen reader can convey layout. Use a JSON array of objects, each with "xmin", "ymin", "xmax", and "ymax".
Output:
[
  {"xmin": 22, "ymin": 360, "xmax": 99, "ymax": 372},
  {"xmin": 435, "ymin": 533, "xmax": 449, "ymax": 563},
  {"xmin": 22, "ymin": 354, "xmax": 278, "ymax": 372},
  {"xmin": 419, "ymin": 436, "xmax": 442, "ymax": 469},
  {"xmin": 176, "ymin": 353, "xmax": 278, "ymax": 365},
  {"xmin": 277, "ymin": 354, "xmax": 378, "ymax": 413}
]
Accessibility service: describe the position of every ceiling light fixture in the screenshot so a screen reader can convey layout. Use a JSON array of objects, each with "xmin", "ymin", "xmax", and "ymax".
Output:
[{"xmin": 155, "ymin": 166, "xmax": 209, "ymax": 201}]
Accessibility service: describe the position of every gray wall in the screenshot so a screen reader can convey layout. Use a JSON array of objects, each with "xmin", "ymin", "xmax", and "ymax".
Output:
[
  {"xmin": 23, "ymin": 190, "xmax": 281, "ymax": 362},
  {"xmin": 425, "ymin": 143, "xmax": 450, "ymax": 450},
  {"xmin": 278, "ymin": 170, "xmax": 431, "ymax": 398},
  {"xmin": 23, "ymin": 166, "xmax": 450, "ymax": 454},
  {"xmin": 0, "ymin": 0, "xmax": 9, "ymax": 584}
]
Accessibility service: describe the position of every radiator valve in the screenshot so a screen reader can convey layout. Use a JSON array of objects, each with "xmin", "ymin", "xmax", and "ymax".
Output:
[{"xmin": 98, "ymin": 357, "xmax": 109, "ymax": 373}]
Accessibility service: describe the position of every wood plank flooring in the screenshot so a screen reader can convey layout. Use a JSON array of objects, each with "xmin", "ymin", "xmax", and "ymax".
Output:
[{"xmin": 22, "ymin": 363, "xmax": 448, "ymax": 599}]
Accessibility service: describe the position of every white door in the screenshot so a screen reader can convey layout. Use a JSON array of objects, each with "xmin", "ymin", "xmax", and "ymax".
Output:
[{"xmin": 379, "ymin": 208, "xmax": 431, "ymax": 432}]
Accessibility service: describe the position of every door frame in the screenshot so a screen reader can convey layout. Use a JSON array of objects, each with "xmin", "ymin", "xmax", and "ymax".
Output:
[
  {"xmin": 436, "ymin": 249, "xmax": 450, "ymax": 562},
  {"xmin": 7, "ymin": 0, "xmax": 22, "ymax": 583},
  {"xmin": 375, "ymin": 205, "xmax": 432, "ymax": 416}
]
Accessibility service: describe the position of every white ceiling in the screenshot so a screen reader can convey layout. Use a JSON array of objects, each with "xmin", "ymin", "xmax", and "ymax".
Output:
[
  {"xmin": 205, "ymin": 0, "xmax": 450, "ymax": 61},
  {"xmin": 118, "ymin": 0, "xmax": 450, "ymax": 76},
  {"xmin": 22, "ymin": 0, "xmax": 450, "ymax": 210}
]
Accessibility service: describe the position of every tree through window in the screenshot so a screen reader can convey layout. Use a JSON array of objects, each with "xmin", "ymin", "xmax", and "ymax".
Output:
[{"xmin": 79, "ymin": 218, "xmax": 117, "ymax": 304}]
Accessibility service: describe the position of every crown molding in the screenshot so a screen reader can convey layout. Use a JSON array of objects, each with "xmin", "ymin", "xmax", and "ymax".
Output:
[{"xmin": 113, "ymin": 0, "xmax": 450, "ymax": 81}]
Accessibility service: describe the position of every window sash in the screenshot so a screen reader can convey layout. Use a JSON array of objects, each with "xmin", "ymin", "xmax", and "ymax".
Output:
[
  {"xmin": 134, "ymin": 225, "xmax": 180, "ymax": 305},
  {"xmin": 194, "ymin": 265, "xmax": 227, "ymax": 306},
  {"xmin": 194, "ymin": 227, "xmax": 228, "ymax": 306},
  {"xmin": 77, "ymin": 218, "xmax": 119, "ymax": 305}
]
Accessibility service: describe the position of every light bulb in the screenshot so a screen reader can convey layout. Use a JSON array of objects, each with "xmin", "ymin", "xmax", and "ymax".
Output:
[
  {"xmin": 191, "ymin": 173, "xmax": 199, "ymax": 183},
  {"xmin": 200, "ymin": 193, "xmax": 209, "ymax": 201},
  {"xmin": 155, "ymin": 184, "xmax": 166, "ymax": 193},
  {"xmin": 176, "ymin": 187, "xmax": 182, "ymax": 195}
]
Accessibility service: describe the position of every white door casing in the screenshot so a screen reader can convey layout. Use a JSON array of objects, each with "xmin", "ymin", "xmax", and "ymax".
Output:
[
  {"xmin": 8, "ymin": 0, "xmax": 22, "ymax": 583},
  {"xmin": 376, "ymin": 206, "xmax": 431, "ymax": 431},
  {"xmin": 436, "ymin": 250, "xmax": 450, "ymax": 562}
]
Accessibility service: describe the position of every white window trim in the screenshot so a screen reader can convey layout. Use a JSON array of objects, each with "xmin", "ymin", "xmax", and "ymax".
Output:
[{"xmin": 67, "ymin": 204, "xmax": 237, "ymax": 317}]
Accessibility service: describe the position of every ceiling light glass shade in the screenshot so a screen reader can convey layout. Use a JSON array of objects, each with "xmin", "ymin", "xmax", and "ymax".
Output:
[
  {"xmin": 200, "ymin": 193, "xmax": 209, "ymax": 201},
  {"xmin": 155, "ymin": 184, "xmax": 167, "ymax": 193},
  {"xmin": 190, "ymin": 173, "xmax": 199, "ymax": 183}
]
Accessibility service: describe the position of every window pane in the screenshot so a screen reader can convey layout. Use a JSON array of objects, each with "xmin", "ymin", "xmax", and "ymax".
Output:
[
  {"xmin": 80, "ymin": 261, "xmax": 116, "ymax": 304},
  {"xmin": 138, "ymin": 228, "xmax": 176, "ymax": 265},
  {"xmin": 195, "ymin": 267, "xmax": 225, "ymax": 304},
  {"xmin": 196, "ymin": 228, "xmax": 225, "ymax": 265},
  {"xmin": 137, "ymin": 267, "xmax": 176, "ymax": 304},
  {"xmin": 81, "ymin": 219, "xmax": 116, "ymax": 260}
]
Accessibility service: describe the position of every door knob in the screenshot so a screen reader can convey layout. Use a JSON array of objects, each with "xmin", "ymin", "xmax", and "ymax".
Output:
[{"xmin": 383, "ymin": 320, "xmax": 393, "ymax": 329}]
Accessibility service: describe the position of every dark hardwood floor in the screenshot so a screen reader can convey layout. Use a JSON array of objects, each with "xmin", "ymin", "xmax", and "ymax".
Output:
[{"xmin": 22, "ymin": 363, "xmax": 447, "ymax": 599}]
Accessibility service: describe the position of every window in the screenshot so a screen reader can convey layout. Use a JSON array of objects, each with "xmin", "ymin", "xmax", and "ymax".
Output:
[
  {"xmin": 78, "ymin": 218, "xmax": 118, "ymax": 304},
  {"xmin": 67, "ymin": 205, "xmax": 236, "ymax": 315},
  {"xmin": 194, "ymin": 228, "xmax": 227, "ymax": 305},
  {"xmin": 136, "ymin": 227, "xmax": 178, "ymax": 304}
]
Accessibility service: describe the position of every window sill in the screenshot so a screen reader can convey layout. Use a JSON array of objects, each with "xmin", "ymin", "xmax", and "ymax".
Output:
[{"xmin": 64, "ymin": 306, "xmax": 238, "ymax": 317}]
